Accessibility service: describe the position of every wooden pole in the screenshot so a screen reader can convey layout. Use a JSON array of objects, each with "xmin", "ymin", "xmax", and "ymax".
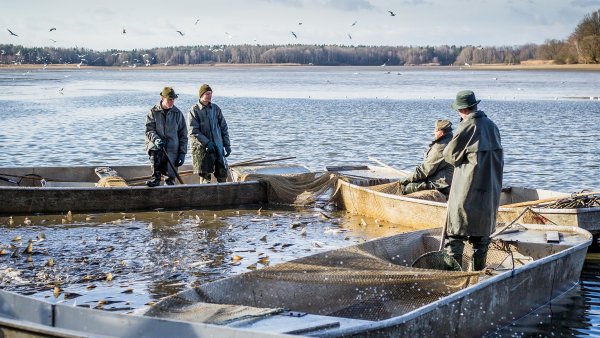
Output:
[
  {"xmin": 367, "ymin": 156, "xmax": 409, "ymax": 177},
  {"xmin": 229, "ymin": 156, "xmax": 296, "ymax": 167}
]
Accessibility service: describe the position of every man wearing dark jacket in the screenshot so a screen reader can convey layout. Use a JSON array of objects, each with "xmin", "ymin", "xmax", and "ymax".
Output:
[
  {"xmin": 443, "ymin": 90, "xmax": 503, "ymax": 271},
  {"xmin": 144, "ymin": 87, "xmax": 188, "ymax": 187},
  {"xmin": 188, "ymin": 84, "xmax": 231, "ymax": 183},
  {"xmin": 401, "ymin": 119, "xmax": 454, "ymax": 196}
]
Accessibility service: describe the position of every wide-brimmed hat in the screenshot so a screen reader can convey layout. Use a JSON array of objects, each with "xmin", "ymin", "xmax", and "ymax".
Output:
[
  {"xmin": 435, "ymin": 119, "xmax": 452, "ymax": 132},
  {"xmin": 451, "ymin": 90, "xmax": 480, "ymax": 110},
  {"xmin": 160, "ymin": 86, "xmax": 178, "ymax": 99}
]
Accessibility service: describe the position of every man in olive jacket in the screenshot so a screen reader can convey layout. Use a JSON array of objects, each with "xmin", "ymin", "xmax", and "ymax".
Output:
[
  {"xmin": 144, "ymin": 87, "xmax": 188, "ymax": 186},
  {"xmin": 443, "ymin": 90, "xmax": 503, "ymax": 271},
  {"xmin": 188, "ymin": 84, "xmax": 231, "ymax": 183},
  {"xmin": 401, "ymin": 119, "xmax": 454, "ymax": 196}
]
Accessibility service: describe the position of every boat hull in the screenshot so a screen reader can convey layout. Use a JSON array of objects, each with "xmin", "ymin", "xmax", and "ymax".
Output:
[
  {"xmin": 0, "ymin": 165, "xmax": 268, "ymax": 215},
  {"xmin": 336, "ymin": 179, "xmax": 600, "ymax": 233}
]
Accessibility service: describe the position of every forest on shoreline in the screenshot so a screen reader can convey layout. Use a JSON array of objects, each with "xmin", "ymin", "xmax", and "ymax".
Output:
[{"xmin": 1, "ymin": 9, "xmax": 599, "ymax": 68}]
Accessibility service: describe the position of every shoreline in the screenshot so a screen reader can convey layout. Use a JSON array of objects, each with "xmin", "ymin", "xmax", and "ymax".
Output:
[{"xmin": 2, "ymin": 62, "xmax": 600, "ymax": 71}]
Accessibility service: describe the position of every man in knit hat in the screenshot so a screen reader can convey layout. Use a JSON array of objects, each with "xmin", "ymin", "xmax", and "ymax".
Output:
[
  {"xmin": 400, "ymin": 119, "xmax": 454, "ymax": 196},
  {"xmin": 188, "ymin": 84, "xmax": 231, "ymax": 183},
  {"xmin": 144, "ymin": 86, "xmax": 188, "ymax": 187},
  {"xmin": 443, "ymin": 90, "xmax": 503, "ymax": 271}
]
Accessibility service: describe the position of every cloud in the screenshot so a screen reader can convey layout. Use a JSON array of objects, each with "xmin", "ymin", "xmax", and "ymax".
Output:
[
  {"xmin": 258, "ymin": 0, "xmax": 303, "ymax": 6},
  {"xmin": 571, "ymin": 0, "xmax": 600, "ymax": 7},
  {"xmin": 400, "ymin": 0, "xmax": 432, "ymax": 5},
  {"xmin": 325, "ymin": 0, "xmax": 375, "ymax": 11}
]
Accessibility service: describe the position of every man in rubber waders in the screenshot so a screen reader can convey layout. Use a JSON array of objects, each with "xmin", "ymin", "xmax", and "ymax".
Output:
[
  {"xmin": 400, "ymin": 119, "xmax": 454, "ymax": 197},
  {"xmin": 144, "ymin": 87, "xmax": 188, "ymax": 186},
  {"xmin": 188, "ymin": 84, "xmax": 231, "ymax": 183},
  {"xmin": 443, "ymin": 90, "xmax": 503, "ymax": 271}
]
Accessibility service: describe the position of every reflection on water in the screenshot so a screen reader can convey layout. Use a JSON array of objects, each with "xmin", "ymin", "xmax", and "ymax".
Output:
[{"xmin": 0, "ymin": 207, "xmax": 406, "ymax": 311}]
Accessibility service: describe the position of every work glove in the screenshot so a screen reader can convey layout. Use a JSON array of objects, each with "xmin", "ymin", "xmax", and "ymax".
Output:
[
  {"xmin": 175, "ymin": 153, "xmax": 185, "ymax": 167},
  {"xmin": 224, "ymin": 146, "xmax": 231, "ymax": 157},
  {"xmin": 154, "ymin": 138, "xmax": 166, "ymax": 150},
  {"xmin": 205, "ymin": 141, "xmax": 216, "ymax": 153}
]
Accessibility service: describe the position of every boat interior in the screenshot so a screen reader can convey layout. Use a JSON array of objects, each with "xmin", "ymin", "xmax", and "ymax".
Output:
[{"xmin": 144, "ymin": 224, "xmax": 589, "ymax": 336}]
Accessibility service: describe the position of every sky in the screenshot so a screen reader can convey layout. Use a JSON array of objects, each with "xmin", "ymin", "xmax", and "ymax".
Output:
[{"xmin": 1, "ymin": 0, "xmax": 600, "ymax": 51}]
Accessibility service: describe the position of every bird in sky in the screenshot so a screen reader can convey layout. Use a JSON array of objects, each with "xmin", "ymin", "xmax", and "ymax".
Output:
[
  {"xmin": 351, "ymin": 21, "xmax": 357, "ymax": 26},
  {"xmin": 388, "ymin": 10, "xmax": 396, "ymax": 16},
  {"xmin": 225, "ymin": 32, "xmax": 233, "ymax": 39},
  {"xmin": 176, "ymin": 30, "xmax": 184, "ymax": 36},
  {"xmin": 49, "ymin": 39, "xmax": 57, "ymax": 43},
  {"xmin": 7, "ymin": 28, "xmax": 18, "ymax": 37},
  {"xmin": 298, "ymin": 22, "xmax": 302, "ymax": 25},
  {"xmin": 49, "ymin": 27, "xmax": 56, "ymax": 32},
  {"xmin": 291, "ymin": 31, "xmax": 298, "ymax": 39},
  {"xmin": 348, "ymin": 33, "xmax": 352, "ymax": 40},
  {"xmin": 59, "ymin": 88, "xmax": 64, "ymax": 95},
  {"xmin": 194, "ymin": 19, "xmax": 200, "ymax": 25},
  {"xmin": 122, "ymin": 28, "xmax": 126, "ymax": 34}
]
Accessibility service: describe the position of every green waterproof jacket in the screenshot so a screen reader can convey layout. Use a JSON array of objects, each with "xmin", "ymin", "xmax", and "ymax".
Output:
[
  {"xmin": 188, "ymin": 102, "xmax": 230, "ymax": 174},
  {"xmin": 405, "ymin": 132, "xmax": 454, "ymax": 192},
  {"xmin": 442, "ymin": 111, "xmax": 503, "ymax": 237},
  {"xmin": 144, "ymin": 103, "xmax": 188, "ymax": 176}
]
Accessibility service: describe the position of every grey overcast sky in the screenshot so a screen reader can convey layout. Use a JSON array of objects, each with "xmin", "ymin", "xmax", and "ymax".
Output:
[{"xmin": 2, "ymin": 0, "xmax": 599, "ymax": 51}]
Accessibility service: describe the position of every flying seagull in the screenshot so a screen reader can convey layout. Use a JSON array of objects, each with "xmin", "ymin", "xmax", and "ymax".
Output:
[
  {"xmin": 49, "ymin": 27, "xmax": 56, "ymax": 32},
  {"xmin": 122, "ymin": 28, "xmax": 126, "ymax": 34},
  {"xmin": 348, "ymin": 33, "xmax": 352, "ymax": 40},
  {"xmin": 7, "ymin": 28, "xmax": 18, "ymax": 37},
  {"xmin": 49, "ymin": 39, "xmax": 57, "ymax": 43},
  {"xmin": 388, "ymin": 10, "xmax": 396, "ymax": 16},
  {"xmin": 225, "ymin": 32, "xmax": 233, "ymax": 39},
  {"xmin": 194, "ymin": 19, "xmax": 200, "ymax": 25},
  {"xmin": 291, "ymin": 31, "xmax": 297, "ymax": 39},
  {"xmin": 298, "ymin": 22, "xmax": 302, "ymax": 25},
  {"xmin": 176, "ymin": 30, "xmax": 184, "ymax": 36},
  {"xmin": 351, "ymin": 21, "xmax": 357, "ymax": 26}
]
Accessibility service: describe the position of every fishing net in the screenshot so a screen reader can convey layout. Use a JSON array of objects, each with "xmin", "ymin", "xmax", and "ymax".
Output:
[
  {"xmin": 357, "ymin": 179, "xmax": 448, "ymax": 202},
  {"xmin": 540, "ymin": 193, "xmax": 600, "ymax": 209},
  {"xmin": 238, "ymin": 172, "xmax": 339, "ymax": 205},
  {"xmin": 146, "ymin": 229, "xmax": 521, "ymax": 322}
]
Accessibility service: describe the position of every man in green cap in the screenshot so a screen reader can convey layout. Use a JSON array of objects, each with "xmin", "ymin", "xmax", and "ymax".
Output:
[
  {"xmin": 400, "ymin": 119, "xmax": 454, "ymax": 196},
  {"xmin": 144, "ymin": 86, "xmax": 188, "ymax": 186},
  {"xmin": 188, "ymin": 84, "xmax": 231, "ymax": 183},
  {"xmin": 442, "ymin": 90, "xmax": 503, "ymax": 271}
]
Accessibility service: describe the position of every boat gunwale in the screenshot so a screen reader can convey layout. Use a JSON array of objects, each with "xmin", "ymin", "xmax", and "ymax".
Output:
[
  {"xmin": 318, "ymin": 224, "xmax": 592, "ymax": 337},
  {"xmin": 0, "ymin": 180, "xmax": 263, "ymax": 191}
]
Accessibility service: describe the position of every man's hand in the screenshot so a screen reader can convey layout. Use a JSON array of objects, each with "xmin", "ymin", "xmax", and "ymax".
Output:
[
  {"xmin": 175, "ymin": 153, "xmax": 185, "ymax": 167},
  {"xmin": 154, "ymin": 138, "xmax": 166, "ymax": 149},
  {"xmin": 205, "ymin": 141, "xmax": 215, "ymax": 153},
  {"xmin": 224, "ymin": 146, "xmax": 231, "ymax": 157}
]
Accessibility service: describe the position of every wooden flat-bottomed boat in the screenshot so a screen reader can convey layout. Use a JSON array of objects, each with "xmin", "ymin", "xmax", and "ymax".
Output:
[
  {"xmin": 333, "ymin": 166, "xmax": 600, "ymax": 233},
  {"xmin": 0, "ymin": 164, "xmax": 309, "ymax": 215},
  {"xmin": 1, "ymin": 223, "xmax": 590, "ymax": 337}
]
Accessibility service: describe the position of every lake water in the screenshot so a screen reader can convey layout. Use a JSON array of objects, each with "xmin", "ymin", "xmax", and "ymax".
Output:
[{"xmin": 1, "ymin": 66, "xmax": 599, "ymax": 336}]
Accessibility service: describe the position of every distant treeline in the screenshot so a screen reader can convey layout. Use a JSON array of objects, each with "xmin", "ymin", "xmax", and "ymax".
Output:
[
  {"xmin": 0, "ymin": 43, "xmax": 549, "ymax": 67},
  {"xmin": 1, "ymin": 9, "xmax": 598, "ymax": 66}
]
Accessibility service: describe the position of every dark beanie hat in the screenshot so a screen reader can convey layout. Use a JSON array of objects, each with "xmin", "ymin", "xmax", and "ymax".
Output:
[{"xmin": 199, "ymin": 84, "xmax": 212, "ymax": 98}]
